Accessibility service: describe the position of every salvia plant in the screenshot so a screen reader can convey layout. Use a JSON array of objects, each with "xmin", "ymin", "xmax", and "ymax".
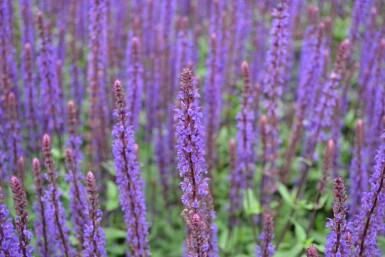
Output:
[{"xmin": 1, "ymin": 1, "xmax": 385, "ymax": 257}]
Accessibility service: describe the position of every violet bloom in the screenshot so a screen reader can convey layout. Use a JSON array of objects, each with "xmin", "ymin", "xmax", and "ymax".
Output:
[
  {"xmin": 351, "ymin": 133, "xmax": 385, "ymax": 256},
  {"xmin": 204, "ymin": 33, "xmax": 222, "ymax": 170},
  {"xmin": 4, "ymin": 93, "xmax": 23, "ymax": 179},
  {"xmin": 22, "ymin": 43, "xmax": 40, "ymax": 152},
  {"xmin": 0, "ymin": 187, "xmax": 20, "ymax": 257},
  {"xmin": 0, "ymin": 0, "xmax": 18, "ymax": 98},
  {"xmin": 255, "ymin": 213, "xmax": 275, "ymax": 257},
  {"xmin": 350, "ymin": 119, "xmax": 368, "ymax": 216},
  {"xmin": 262, "ymin": 1, "xmax": 289, "ymax": 179},
  {"xmin": 175, "ymin": 67, "xmax": 215, "ymax": 256},
  {"xmin": 83, "ymin": 171, "xmax": 107, "ymax": 257},
  {"xmin": 65, "ymin": 149, "xmax": 88, "ymax": 252},
  {"xmin": 126, "ymin": 37, "xmax": 144, "ymax": 131},
  {"xmin": 112, "ymin": 80, "xmax": 150, "ymax": 256},
  {"xmin": 42, "ymin": 134, "xmax": 75, "ymax": 257},
  {"xmin": 229, "ymin": 62, "xmax": 255, "ymax": 218},
  {"xmin": 37, "ymin": 12, "xmax": 64, "ymax": 139},
  {"xmin": 32, "ymin": 158, "xmax": 50, "ymax": 257},
  {"xmin": 88, "ymin": 0, "xmax": 109, "ymax": 169},
  {"xmin": 325, "ymin": 177, "xmax": 352, "ymax": 257},
  {"xmin": 10, "ymin": 176, "xmax": 34, "ymax": 257},
  {"xmin": 306, "ymin": 39, "xmax": 350, "ymax": 156}
]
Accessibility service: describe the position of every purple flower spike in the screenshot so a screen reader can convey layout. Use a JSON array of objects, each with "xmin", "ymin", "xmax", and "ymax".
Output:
[
  {"xmin": 175, "ymin": 67, "xmax": 218, "ymax": 257},
  {"xmin": 83, "ymin": 171, "xmax": 107, "ymax": 257},
  {"xmin": 0, "ymin": 187, "xmax": 20, "ymax": 257},
  {"xmin": 22, "ymin": 43, "xmax": 40, "ymax": 152},
  {"xmin": 65, "ymin": 149, "xmax": 88, "ymax": 252},
  {"xmin": 4, "ymin": 92, "xmax": 23, "ymax": 179},
  {"xmin": 42, "ymin": 134, "xmax": 75, "ymax": 257},
  {"xmin": 126, "ymin": 37, "xmax": 144, "ymax": 131},
  {"xmin": 229, "ymin": 61, "xmax": 256, "ymax": 219},
  {"xmin": 37, "ymin": 12, "xmax": 64, "ymax": 140},
  {"xmin": 10, "ymin": 176, "xmax": 34, "ymax": 257},
  {"xmin": 255, "ymin": 213, "xmax": 275, "ymax": 257},
  {"xmin": 204, "ymin": 33, "xmax": 222, "ymax": 170},
  {"xmin": 325, "ymin": 177, "xmax": 352, "ymax": 257},
  {"xmin": 263, "ymin": 1, "xmax": 289, "ymax": 182},
  {"xmin": 112, "ymin": 80, "xmax": 150, "ymax": 256},
  {"xmin": 32, "ymin": 158, "xmax": 50, "ymax": 257},
  {"xmin": 351, "ymin": 133, "xmax": 385, "ymax": 257},
  {"xmin": 350, "ymin": 119, "xmax": 367, "ymax": 216}
]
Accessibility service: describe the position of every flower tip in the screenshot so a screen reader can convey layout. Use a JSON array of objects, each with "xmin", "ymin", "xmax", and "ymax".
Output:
[
  {"xmin": 357, "ymin": 118, "xmax": 363, "ymax": 128},
  {"xmin": 132, "ymin": 37, "xmax": 139, "ymax": 47},
  {"xmin": 241, "ymin": 61, "xmax": 249, "ymax": 75},
  {"xmin": 380, "ymin": 39, "xmax": 385, "ymax": 48},
  {"xmin": 340, "ymin": 39, "xmax": 350, "ymax": 49},
  {"xmin": 229, "ymin": 139, "xmax": 236, "ymax": 148},
  {"xmin": 370, "ymin": 6, "xmax": 377, "ymax": 15},
  {"xmin": 32, "ymin": 158, "xmax": 40, "ymax": 169},
  {"xmin": 67, "ymin": 100, "xmax": 75, "ymax": 109},
  {"xmin": 260, "ymin": 115, "xmax": 267, "ymax": 125},
  {"xmin": 42, "ymin": 134, "xmax": 51, "ymax": 146},
  {"xmin": 24, "ymin": 42, "xmax": 31, "ymax": 50},
  {"xmin": 10, "ymin": 176, "xmax": 19, "ymax": 185},
  {"xmin": 87, "ymin": 171, "xmax": 94, "ymax": 180},
  {"xmin": 306, "ymin": 245, "xmax": 319, "ymax": 257},
  {"xmin": 327, "ymin": 139, "xmax": 335, "ymax": 150}
]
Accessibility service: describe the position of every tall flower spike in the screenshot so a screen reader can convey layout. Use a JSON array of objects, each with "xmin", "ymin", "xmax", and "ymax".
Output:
[
  {"xmin": 66, "ymin": 100, "xmax": 83, "ymax": 165},
  {"xmin": 308, "ymin": 140, "xmax": 335, "ymax": 233},
  {"xmin": 10, "ymin": 176, "xmax": 34, "ymax": 257},
  {"xmin": 22, "ymin": 43, "xmax": 40, "ymax": 152},
  {"xmin": 0, "ymin": 186, "xmax": 20, "ymax": 256},
  {"xmin": 83, "ymin": 171, "xmax": 107, "ymax": 257},
  {"xmin": 112, "ymin": 80, "xmax": 150, "ymax": 256},
  {"xmin": 32, "ymin": 158, "xmax": 50, "ymax": 257},
  {"xmin": 17, "ymin": 157, "xmax": 25, "ymax": 186},
  {"xmin": 229, "ymin": 61, "xmax": 256, "ymax": 222},
  {"xmin": 255, "ymin": 212, "xmax": 275, "ymax": 257},
  {"xmin": 204, "ymin": 33, "xmax": 221, "ymax": 171},
  {"xmin": 5, "ymin": 92, "xmax": 23, "ymax": 178},
  {"xmin": 306, "ymin": 245, "xmax": 320, "ymax": 257},
  {"xmin": 126, "ymin": 37, "xmax": 144, "ymax": 131},
  {"xmin": 88, "ymin": 0, "xmax": 109, "ymax": 172},
  {"xmin": 325, "ymin": 177, "xmax": 352, "ymax": 257},
  {"xmin": 263, "ymin": 1, "xmax": 289, "ymax": 182},
  {"xmin": 175, "ymin": 67, "xmax": 214, "ymax": 256},
  {"xmin": 350, "ymin": 119, "xmax": 367, "ymax": 216},
  {"xmin": 37, "ymin": 12, "xmax": 63, "ymax": 142},
  {"xmin": 42, "ymin": 134, "xmax": 75, "ymax": 257},
  {"xmin": 351, "ymin": 133, "xmax": 385, "ymax": 256},
  {"xmin": 65, "ymin": 148, "xmax": 88, "ymax": 253}
]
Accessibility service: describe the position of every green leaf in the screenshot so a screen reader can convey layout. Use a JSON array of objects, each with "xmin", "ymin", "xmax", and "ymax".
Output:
[
  {"xmin": 277, "ymin": 183, "xmax": 295, "ymax": 208},
  {"xmin": 293, "ymin": 220, "xmax": 307, "ymax": 243},
  {"xmin": 106, "ymin": 181, "xmax": 119, "ymax": 211},
  {"xmin": 242, "ymin": 189, "xmax": 261, "ymax": 215}
]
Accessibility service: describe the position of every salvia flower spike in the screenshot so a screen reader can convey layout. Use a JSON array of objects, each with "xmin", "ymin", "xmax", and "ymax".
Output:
[
  {"xmin": 255, "ymin": 212, "xmax": 275, "ymax": 257},
  {"xmin": 10, "ymin": 176, "xmax": 34, "ymax": 257},
  {"xmin": 325, "ymin": 176, "xmax": 352, "ymax": 256},
  {"xmin": 0, "ymin": 186, "xmax": 20, "ymax": 256},
  {"xmin": 42, "ymin": 134, "xmax": 75, "ymax": 257},
  {"xmin": 32, "ymin": 158, "xmax": 50, "ymax": 257},
  {"xmin": 112, "ymin": 80, "xmax": 150, "ymax": 256},
  {"xmin": 175, "ymin": 67, "xmax": 215, "ymax": 256},
  {"xmin": 83, "ymin": 171, "xmax": 107, "ymax": 257},
  {"xmin": 351, "ymin": 133, "xmax": 385, "ymax": 256}
]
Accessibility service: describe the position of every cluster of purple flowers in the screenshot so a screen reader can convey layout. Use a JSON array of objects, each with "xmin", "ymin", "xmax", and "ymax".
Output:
[{"xmin": 1, "ymin": 1, "xmax": 385, "ymax": 257}]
